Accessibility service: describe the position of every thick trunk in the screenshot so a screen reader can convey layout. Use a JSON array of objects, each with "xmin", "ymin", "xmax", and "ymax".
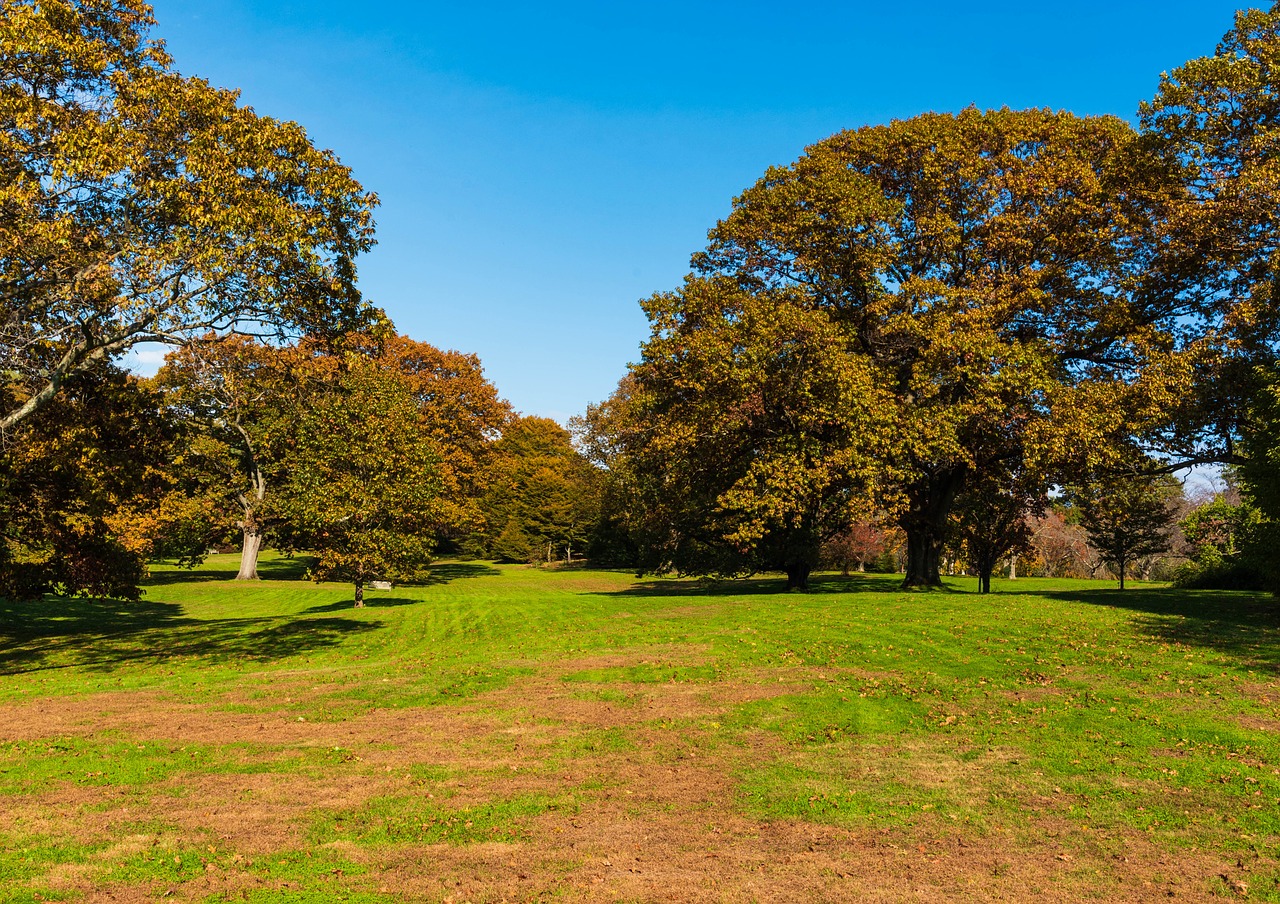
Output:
[
  {"xmin": 235, "ymin": 523, "xmax": 263, "ymax": 580},
  {"xmin": 354, "ymin": 580, "xmax": 365, "ymax": 608},
  {"xmin": 1008, "ymin": 556, "xmax": 1017, "ymax": 580},
  {"xmin": 978, "ymin": 569, "xmax": 991, "ymax": 594},
  {"xmin": 902, "ymin": 529, "xmax": 945, "ymax": 588},
  {"xmin": 900, "ymin": 467, "xmax": 965, "ymax": 589},
  {"xmin": 785, "ymin": 560, "xmax": 811, "ymax": 591}
]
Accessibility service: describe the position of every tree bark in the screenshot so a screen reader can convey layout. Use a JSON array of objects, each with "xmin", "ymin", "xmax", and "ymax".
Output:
[
  {"xmin": 1008, "ymin": 556, "xmax": 1017, "ymax": 580},
  {"xmin": 900, "ymin": 467, "xmax": 965, "ymax": 589},
  {"xmin": 354, "ymin": 580, "xmax": 365, "ymax": 608},
  {"xmin": 235, "ymin": 523, "xmax": 263, "ymax": 580},
  {"xmin": 233, "ymin": 466, "xmax": 267, "ymax": 581},
  {"xmin": 902, "ymin": 528, "xmax": 945, "ymax": 588},
  {"xmin": 785, "ymin": 560, "xmax": 811, "ymax": 591},
  {"xmin": 978, "ymin": 569, "xmax": 991, "ymax": 594}
]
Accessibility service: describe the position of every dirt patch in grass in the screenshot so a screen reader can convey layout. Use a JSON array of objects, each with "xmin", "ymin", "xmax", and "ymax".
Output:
[
  {"xmin": 1236, "ymin": 714, "xmax": 1280, "ymax": 733},
  {"xmin": 4, "ymin": 653, "xmax": 1262, "ymax": 903}
]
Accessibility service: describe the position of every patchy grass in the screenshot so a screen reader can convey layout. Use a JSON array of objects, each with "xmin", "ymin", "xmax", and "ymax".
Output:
[{"xmin": 1, "ymin": 555, "xmax": 1279, "ymax": 901}]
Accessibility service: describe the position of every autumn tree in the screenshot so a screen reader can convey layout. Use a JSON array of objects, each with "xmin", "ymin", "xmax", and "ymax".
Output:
[
  {"xmin": 1073, "ymin": 472, "xmax": 1180, "ymax": 590},
  {"xmin": 600, "ymin": 108, "xmax": 1235, "ymax": 588},
  {"xmin": 275, "ymin": 359, "xmax": 441, "ymax": 607},
  {"xmin": 1239, "ymin": 365, "xmax": 1280, "ymax": 590},
  {"xmin": 1026, "ymin": 507, "xmax": 1099, "ymax": 579},
  {"xmin": 1136, "ymin": 5, "xmax": 1280, "ymax": 470},
  {"xmin": 582, "ymin": 280, "xmax": 890, "ymax": 589},
  {"xmin": 0, "ymin": 0, "xmax": 378, "ymax": 433},
  {"xmin": 370, "ymin": 335, "xmax": 512, "ymax": 551},
  {"xmin": 153, "ymin": 336, "xmax": 338, "ymax": 580},
  {"xmin": 952, "ymin": 454, "xmax": 1046, "ymax": 594},
  {"xmin": 0, "ymin": 361, "xmax": 209, "ymax": 599},
  {"xmin": 822, "ymin": 516, "xmax": 896, "ymax": 576},
  {"xmin": 480, "ymin": 416, "xmax": 601, "ymax": 564}
]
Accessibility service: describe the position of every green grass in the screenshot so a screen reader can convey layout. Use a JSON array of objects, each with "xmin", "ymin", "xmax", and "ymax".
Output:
[{"xmin": 2, "ymin": 554, "xmax": 1280, "ymax": 899}]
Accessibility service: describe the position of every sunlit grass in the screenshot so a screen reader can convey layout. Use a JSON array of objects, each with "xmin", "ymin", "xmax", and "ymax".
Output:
[{"xmin": 2, "ymin": 554, "xmax": 1278, "ymax": 899}]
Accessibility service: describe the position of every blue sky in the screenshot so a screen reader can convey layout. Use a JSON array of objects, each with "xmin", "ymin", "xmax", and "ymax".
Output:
[{"xmin": 140, "ymin": 0, "xmax": 1249, "ymax": 422}]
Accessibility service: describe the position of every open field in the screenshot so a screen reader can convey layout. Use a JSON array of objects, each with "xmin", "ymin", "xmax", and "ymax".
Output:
[{"xmin": 2, "ymin": 556, "xmax": 1279, "ymax": 902}]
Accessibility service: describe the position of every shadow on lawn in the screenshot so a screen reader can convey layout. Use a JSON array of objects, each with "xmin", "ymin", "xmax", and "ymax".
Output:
[
  {"xmin": 304, "ymin": 596, "xmax": 420, "ymax": 614},
  {"xmin": 1042, "ymin": 585, "xmax": 1280, "ymax": 674},
  {"xmin": 144, "ymin": 555, "xmax": 317, "ymax": 585},
  {"xmin": 604, "ymin": 572, "xmax": 911, "ymax": 597},
  {"xmin": 0, "ymin": 593, "xmax": 378, "ymax": 676}
]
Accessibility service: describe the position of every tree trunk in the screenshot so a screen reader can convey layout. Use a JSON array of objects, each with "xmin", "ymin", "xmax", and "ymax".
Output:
[
  {"xmin": 856, "ymin": 560, "xmax": 865, "ymax": 573},
  {"xmin": 900, "ymin": 467, "xmax": 965, "ymax": 589},
  {"xmin": 785, "ymin": 560, "xmax": 811, "ymax": 591},
  {"xmin": 1008, "ymin": 556, "xmax": 1017, "ymax": 580},
  {"xmin": 354, "ymin": 580, "xmax": 365, "ymax": 608},
  {"xmin": 235, "ymin": 522, "xmax": 263, "ymax": 580},
  {"xmin": 902, "ymin": 528, "xmax": 945, "ymax": 588},
  {"xmin": 978, "ymin": 568, "xmax": 991, "ymax": 594}
]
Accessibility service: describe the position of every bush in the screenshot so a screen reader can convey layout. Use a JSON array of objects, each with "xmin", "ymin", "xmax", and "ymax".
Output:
[{"xmin": 1170, "ymin": 556, "xmax": 1268, "ymax": 591}]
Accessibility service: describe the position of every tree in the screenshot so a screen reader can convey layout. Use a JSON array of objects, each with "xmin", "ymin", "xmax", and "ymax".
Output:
[
  {"xmin": 0, "ymin": 0, "xmax": 378, "ymax": 433},
  {"xmin": 604, "ymin": 108, "xmax": 1228, "ymax": 588},
  {"xmin": 952, "ymin": 457, "xmax": 1046, "ymax": 594},
  {"xmin": 1239, "ymin": 365, "xmax": 1280, "ymax": 590},
  {"xmin": 153, "ymin": 336, "xmax": 323, "ymax": 580},
  {"xmin": 0, "ymin": 360, "xmax": 208, "ymax": 599},
  {"xmin": 370, "ymin": 335, "xmax": 512, "ymax": 551},
  {"xmin": 276, "ymin": 359, "xmax": 441, "ymax": 607},
  {"xmin": 822, "ymin": 517, "xmax": 896, "ymax": 576},
  {"xmin": 1026, "ymin": 506, "xmax": 1099, "ymax": 579},
  {"xmin": 480, "ymin": 416, "xmax": 601, "ymax": 565},
  {"xmin": 1137, "ymin": 5, "xmax": 1280, "ymax": 469},
  {"xmin": 582, "ymin": 280, "xmax": 890, "ymax": 589},
  {"xmin": 1073, "ymin": 472, "xmax": 1180, "ymax": 590}
]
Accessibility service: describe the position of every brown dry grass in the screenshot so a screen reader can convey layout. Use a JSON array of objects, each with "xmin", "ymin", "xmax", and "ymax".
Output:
[{"xmin": 3, "ymin": 653, "xmax": 1250, "ymax": 902}]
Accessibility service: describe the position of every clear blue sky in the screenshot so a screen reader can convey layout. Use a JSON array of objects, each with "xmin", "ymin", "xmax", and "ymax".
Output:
[{"xmin": 141, "ymin": 0, "xmax": 1249, "ymax": 422}]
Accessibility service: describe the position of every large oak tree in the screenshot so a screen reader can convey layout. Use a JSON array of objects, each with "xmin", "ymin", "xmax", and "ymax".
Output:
[{"xmin": 602, "ymin": 108, "xmax": 1212, "ymax": 587}]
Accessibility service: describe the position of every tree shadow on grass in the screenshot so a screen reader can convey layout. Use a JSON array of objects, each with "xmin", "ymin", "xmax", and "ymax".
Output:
[
  {"xmin": 419, "ymin": 562, "xmax": 501, "ymax": 584},
  {"xmin": 602, "ymin": 572, "xmax": 911, "ymax": 597},
  {"xmin": 144, "ymin": 555, "xmax": 318, "ymax": 585},
  {"xmin": 304, "ymin": 596, "xmax": 421, "ymax": 614},
  {"xmin": 1040, "ymin": 585, "xmax": 1280, "ymax": 674},
  {"xmin": 0, "ymin": 593, "xmax": 379, "ymax": 676}
]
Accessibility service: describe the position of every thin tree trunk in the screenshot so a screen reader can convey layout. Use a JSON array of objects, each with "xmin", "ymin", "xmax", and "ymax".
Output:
[
  {"xmin": 354, "ymin": 580, "xmax": 365, "ymax": 608},
  {"xmin": 1008, "ymin": 556, "xmax": 1017, "ymax": 580},
  {"xmin": 235, "ymin": 523, "xmax": 263, "ymax": 580},
  {"xmin": 856, "ymin": 560, "xmax": 865, "ymax": 573}
]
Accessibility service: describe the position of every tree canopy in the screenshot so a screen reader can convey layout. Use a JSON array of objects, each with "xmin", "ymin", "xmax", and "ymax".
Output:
[
  {"xmin": 0, "ymin": 0, "xmax": 379, "ymax": 433},
  {"xmin": 276, "ymin": 358, "xmax": 442, "ymax": 607},
  {"xmin": 592, "ymin": 107, "xmax": 1241, "ymax": 588}
]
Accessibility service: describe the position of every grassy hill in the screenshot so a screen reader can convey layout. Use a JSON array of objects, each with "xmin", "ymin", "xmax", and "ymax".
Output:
[{"xmin": 1, "ymin": 555, "xmax": 1278, "ymax": 901}]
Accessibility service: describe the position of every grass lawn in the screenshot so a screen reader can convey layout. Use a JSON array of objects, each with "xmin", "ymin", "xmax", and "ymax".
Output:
[{"xmin": 1, "ymin": 554, "xmax": 1278, "ymax": 902}]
